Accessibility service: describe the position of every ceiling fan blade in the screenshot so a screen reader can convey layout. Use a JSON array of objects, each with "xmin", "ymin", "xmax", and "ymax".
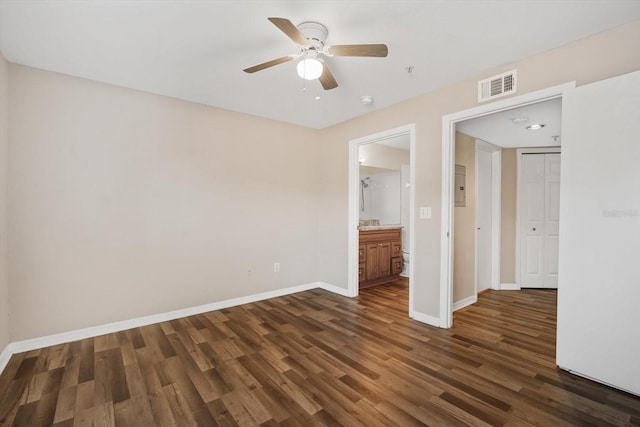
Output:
[
  {"xmin": 319, "ymin": 64, "xmax": 338, "ymax": 90},
  {"xmin": 268, "ymin": 17, "xmax": 309, "ymax": 46},
  {"xmin": 243, "ymin": 56, "xmax": 293, "ymax": 73},
  {"xmin": 328, "ymin": 44, "xmax": 388, "ymax": 57}
]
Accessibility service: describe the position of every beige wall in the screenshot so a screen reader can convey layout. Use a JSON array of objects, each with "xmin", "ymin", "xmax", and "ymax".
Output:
[
  {"xmin": 8, "ymin": 65, "xmax": 322, "ymax": 340},
  {"xmin": 359, "ymin": 143, "xmax": 410, "ymax": 171},
  {"xmin": 2, "ymin": 20, "xmax": 640, "ymax": 344},
  {"xmin": 453, "ymin": 132, "xmax": 476, "ymax": 302},
  {"xmin": 501, "ymin": 148, "xmax": 517, "ymax": 284},
  {"xmin": 317, "ymin": 20, "xmax": 640, "ymax": 317},
  {"xmin": 0, "ymin": 54, "xmax": 8, "ymax": 350}
]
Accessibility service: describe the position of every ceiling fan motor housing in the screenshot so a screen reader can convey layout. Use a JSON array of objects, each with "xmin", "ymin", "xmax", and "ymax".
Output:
[{"xmin": 297, "ymin": 21, "xmax": 328, "ymax": 51}]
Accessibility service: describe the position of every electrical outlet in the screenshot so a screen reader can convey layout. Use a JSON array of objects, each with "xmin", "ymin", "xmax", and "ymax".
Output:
[{"xmin": 274, "ymin": 262, "xmax": 280, "ymax": 273}]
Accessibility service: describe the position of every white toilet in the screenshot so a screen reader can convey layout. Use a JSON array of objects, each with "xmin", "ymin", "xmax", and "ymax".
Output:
[{"xmin": 401, "ymin": 250, "xmax": 410, "ymax": 277}]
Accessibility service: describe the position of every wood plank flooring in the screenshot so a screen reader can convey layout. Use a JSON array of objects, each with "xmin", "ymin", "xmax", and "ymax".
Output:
[{"xmin": 1, "ymin": 281, "xmax": 639, "ymax": 426}]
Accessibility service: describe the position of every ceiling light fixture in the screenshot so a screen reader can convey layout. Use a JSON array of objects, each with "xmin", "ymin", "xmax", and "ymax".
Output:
[
  {"xmin": 526, "ymin": 123, "xmax": 546, "ymax": 130},
  {"xmin": 297, "ymin": 57, "xmax": 323, "ymax": 80}
]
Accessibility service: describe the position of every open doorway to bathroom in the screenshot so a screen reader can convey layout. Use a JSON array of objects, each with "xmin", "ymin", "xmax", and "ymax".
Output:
[{"xmin": 348, "ymin": 124, "xmax": 415, "ymax": 317}]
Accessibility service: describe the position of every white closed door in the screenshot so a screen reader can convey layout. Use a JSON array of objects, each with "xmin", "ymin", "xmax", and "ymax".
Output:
[
  {"xmin": 520, "ymin": 153, "xmax": 560, "ymax": 288},
  {"xmin": 544, "ymin": 154, "xmax": 561, "ymax": 287},
  {"xmin": 556, "ymin": 69, "xmax": 640, "ymax": 397},
  {"xmin": 476, "ymin": 147, "xmax": 493, "ymax": 292}
]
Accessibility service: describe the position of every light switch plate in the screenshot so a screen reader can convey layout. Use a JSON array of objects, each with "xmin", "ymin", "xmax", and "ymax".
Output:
[{"xmin": 419, "ymin": 207, "xmax": 432, "ymax": 219}]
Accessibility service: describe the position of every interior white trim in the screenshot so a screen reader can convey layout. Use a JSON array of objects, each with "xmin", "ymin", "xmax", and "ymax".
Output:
[
  {"xmin": 499, "ymin": 283, "xmax": 521, "ymax": 291},
  {"xmin": 440, "ymin": 81, "xmax": 576, "ymax": 329},
  {"xmin": 3, "ymin": 282, "xmax": 322, "ymax": 359},
  {"xmin": 475, "ymin": 139, "xmax": 502, "ymax": 295},
  {"xmin": 0, "ymin": 344, "xmax": 12, "ymax": 376},
  {"xmin": 515, "ymin": 146, "xmax": 561, "ymax": 288},
  {"xmin": 411, "ymin": 310, "xmax": 443, "ymax": 328},
  {"xmin": 348, "ymin": 124, "xmax": 416, "ymax": 317},
  {"xmin": 453, "ymin": 295, "xmax": 478, "ymax": 312},
  {"xmin": 559, "ymin": 366, "xmax": 640, "ymax": 398},
  {"xmin": 318, "ymin": 281, "xmax": 352, "ymax": 297}
]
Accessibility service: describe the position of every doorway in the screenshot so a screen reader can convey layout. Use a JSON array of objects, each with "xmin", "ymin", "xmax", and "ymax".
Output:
[
  {"xmin": 517, "ymin": 149, "xmax": 561, "ymax": 288},
  {"xmin": 476, "ymin": 140, "xmax": 501, "ymax": 294},
  {"xmin": 348, "ymin": 124, "xmax": 416, "ymax": 317},
  {"xmin": 440, "ymin": 82, "xmax": 574, "ymax": 328}
]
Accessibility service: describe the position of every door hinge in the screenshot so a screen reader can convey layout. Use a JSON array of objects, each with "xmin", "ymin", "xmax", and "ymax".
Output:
[{"xmin": 447, "ymin": 232, "xmax": 450, "ymax": 238}]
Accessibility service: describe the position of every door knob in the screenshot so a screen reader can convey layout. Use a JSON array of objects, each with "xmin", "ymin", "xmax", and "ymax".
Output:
[{"xmin": 532, "ymin": 227, "xmax": 536, "ymax": 231}]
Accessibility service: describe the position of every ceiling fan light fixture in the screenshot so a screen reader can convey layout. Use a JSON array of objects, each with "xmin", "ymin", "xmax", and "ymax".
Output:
[
  {"xmin": 245, "ymin": 17, "xmax": 388, "ymax": 91},
  {"xmin": 297, "ymin": 58, "xmax": 323, "ymax": 80}
]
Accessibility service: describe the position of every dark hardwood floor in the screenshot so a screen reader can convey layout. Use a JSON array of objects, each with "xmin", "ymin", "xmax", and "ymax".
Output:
[{"xmin": 1, "ymin": 281, "xmax": 639, "ymax": 426}]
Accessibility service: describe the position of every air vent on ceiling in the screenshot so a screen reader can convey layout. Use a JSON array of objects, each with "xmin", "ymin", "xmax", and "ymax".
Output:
[{"xmin": 478, "ymin": 69, "xmax": 517, "ymax": 103}]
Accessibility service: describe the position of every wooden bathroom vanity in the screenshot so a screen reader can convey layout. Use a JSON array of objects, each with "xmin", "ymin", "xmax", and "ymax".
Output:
[{"xmin": 358, "ymin": 227, "xmax": 403, "ymax": 288}]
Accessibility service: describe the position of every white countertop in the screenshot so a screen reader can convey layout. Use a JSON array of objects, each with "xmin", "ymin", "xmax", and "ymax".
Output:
[{"xmin": 358, "ymin": 225, "xmax": 403, "ymax": 231}]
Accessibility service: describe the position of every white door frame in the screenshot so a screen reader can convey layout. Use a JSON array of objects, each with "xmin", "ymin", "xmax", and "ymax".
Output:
[
  {"xmin": 475, "ymin": 139, "xmax": 502, "ymax": 296},
  {"xmin": 516, "ymin": 147, "xmax": 561, "ymax": 289},
  {"xmin": 440, "ymin": 82, "xmax": 575, "ymax": 328},
  {"xmin": 348, "ymin": 124, "xmax": 416, "ymax": 317}
]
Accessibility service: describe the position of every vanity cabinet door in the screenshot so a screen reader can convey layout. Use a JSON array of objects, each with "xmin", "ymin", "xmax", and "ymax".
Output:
[
  {"xmin": 377, "ymin": 243, "xmax": 391, "ymax": 277},
  {"xmin": 365, "ymin": 244, "xmax": 380, "ymax": 280},
  {"xmin": 359, "ymin": 228, "xmax": 402, "ymax": 287},
  {"xmin": 358, "ymin": 245, "xmax": 366, "ymax": 263},
  {"xmin": 365, "ymin": 242, "xmax": 391, "ymax": 280},
  {"xmin": 391, "ymin": 257, "xmax": 403, "ymax": 275},
  {"xmin": 391, "ymin": 242, "xmax": 402, "ymax": 258}
]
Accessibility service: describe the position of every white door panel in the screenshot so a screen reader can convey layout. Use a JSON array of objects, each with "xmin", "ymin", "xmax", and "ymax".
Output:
[
  {"xmin": 544, "ymin": 153, "xmax": 561, "ymax": 287},
  {"xmin": 545, "ymin": 235, "xmax": 559, "ymax": 275},
  {"xmin": 521, "ymin": 154, "xmax": 545, "ymax": 287},
  {"xmin": 520, "ymin": 152, "xmax": 561, "ymax": 288},
  {"xmin": 557, "ymin": 69, "xmax": 640, "ymax": 396},
  {"xmin": 476, "ymin": 147, "xmax": 493, "ymax": 292},
  {"xmin": 525, "ymin": 235, "xmax": 541, "ymax": 273}
]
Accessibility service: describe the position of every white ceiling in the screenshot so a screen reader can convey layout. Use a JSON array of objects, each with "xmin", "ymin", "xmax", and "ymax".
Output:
[
  {"xmin": 377, "ymin": 134, "xmax": 410, "ymax": 151},
  {"xmin": 1, "ymin": 1, "xmax": 639, "ymax": 129},
  {"xmin": 457, "ymin": 98, "xmax": 562, "ymax": 148}
]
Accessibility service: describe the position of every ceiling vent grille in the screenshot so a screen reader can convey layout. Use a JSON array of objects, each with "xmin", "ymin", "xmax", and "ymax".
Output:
[{"xmin": 478, "ymin": 69, "xmax": 517, "ymax": 103}]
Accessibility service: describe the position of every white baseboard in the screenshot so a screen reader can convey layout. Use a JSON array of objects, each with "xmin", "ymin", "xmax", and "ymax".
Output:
[
  {"xmin": 412, "ymin": 310, "xmax": 443, "ymax": 328},
  {"xmin": 500, "ymin": 283, "xmax": 520, "ymax": 290},
  {"xmin": 453, "ymin": 295, "xmax": 477, "ymax": 312},
  {"xmin": 0, "ymin": 280, "xmax": 368, "ymax": 377},
  {"xmin": 317, "ymin": 281, "xmax": 354, "ymax": 297},
  {"xmin": 8, "ymin": 282, "xmax": 319, "ymax": 356},
  {"xmin": 0, "ymin": 344, "xmax": 12, "ymax": 376},
  {"xmin": 559, "ymin": 366, "xmax": 640, "ymax": 398}
]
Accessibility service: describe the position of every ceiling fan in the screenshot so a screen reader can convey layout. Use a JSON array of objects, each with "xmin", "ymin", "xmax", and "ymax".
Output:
[{"xmin": 243, "ymin": 17, "xmax": 388, "ymax": 90}]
